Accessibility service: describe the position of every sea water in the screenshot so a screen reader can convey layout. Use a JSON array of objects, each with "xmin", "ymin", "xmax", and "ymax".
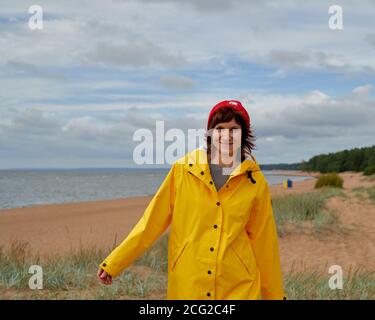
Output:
[{"xmin": 0, "ymin": 168, "xmax": 313, "ymax": 209}]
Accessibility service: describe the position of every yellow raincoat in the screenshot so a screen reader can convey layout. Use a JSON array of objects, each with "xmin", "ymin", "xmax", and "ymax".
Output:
[{"xmin": 99, "ymin": 147, "xmax": 286, "ymax": 300}]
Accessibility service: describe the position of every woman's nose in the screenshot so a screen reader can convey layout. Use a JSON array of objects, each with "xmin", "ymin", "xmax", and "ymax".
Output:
[{"xmin": 220, "ymin": 130, "xmax": 233, "ymax": 141}]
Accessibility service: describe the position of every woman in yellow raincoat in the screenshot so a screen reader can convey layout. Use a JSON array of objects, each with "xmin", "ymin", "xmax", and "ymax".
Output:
[{"xmin": 97, "ymin": 100, "xmax": 287, "ymax": 300}]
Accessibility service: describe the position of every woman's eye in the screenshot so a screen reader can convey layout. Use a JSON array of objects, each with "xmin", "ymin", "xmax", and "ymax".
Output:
[{"xmin": 214, "ymin": 128, "xmax": 241, "ymax": 133}]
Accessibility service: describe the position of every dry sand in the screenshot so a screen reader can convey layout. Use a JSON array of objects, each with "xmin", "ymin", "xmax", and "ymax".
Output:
[{"xmin": 1, "ymin": 171, "xmax": 374, "ymax": 275}]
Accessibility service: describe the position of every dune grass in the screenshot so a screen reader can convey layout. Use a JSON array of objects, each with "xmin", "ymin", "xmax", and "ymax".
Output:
[
  {"xmin": 1, "ymin": 236, "xmax": 374, "ymax": 300},
  {"xmin": 351, "ymin": 187, "xmax": 367, "ymax": 201},
  {"xmin": 285, "ymin": 267, "xmax": 375, "ymax": 300},
  {"xmin": 368, "ymin": 187, "xmax": 375, "ymax": 202},
  {"xmin": 0, "ymin": 236, "xmax": 169, "ymax": 300},
  {"xmin": 272, "ymin": 187, "xmax": 348, "ymax": 236},
  {"xmin": 351, "ymin": 186, "xmax": 375, "ymax": 203}
]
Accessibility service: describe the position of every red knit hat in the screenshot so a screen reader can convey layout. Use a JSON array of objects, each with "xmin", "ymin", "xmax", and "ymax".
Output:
[{"xmin": 207, "ymin": 100, "xmax": 250, "ymax": 130}]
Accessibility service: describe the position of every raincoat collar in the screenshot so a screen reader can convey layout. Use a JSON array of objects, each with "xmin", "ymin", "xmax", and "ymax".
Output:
[{"xmin": 182, "ymin": 144, "xmax": 260, "ymax": 183}]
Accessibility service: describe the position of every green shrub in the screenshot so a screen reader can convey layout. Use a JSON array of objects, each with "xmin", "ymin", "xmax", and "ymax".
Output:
[
  {"xmin": 364, "ymin": 165, "xmax": 375, "ymax": 176},
  {"xmin": 315, "ymin": 173, "xmax": 343, "ymax": 189}
]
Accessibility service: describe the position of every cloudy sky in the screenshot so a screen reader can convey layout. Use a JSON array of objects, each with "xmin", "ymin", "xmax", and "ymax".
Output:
[{"xmin": 0, "ymin": 0, "xmax": 374, "ymax": 168}]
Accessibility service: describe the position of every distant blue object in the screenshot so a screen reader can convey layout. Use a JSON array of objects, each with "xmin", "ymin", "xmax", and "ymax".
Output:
[{"xmin": 287, "ymin": 179, "xmax": 293, "ymax": 188}]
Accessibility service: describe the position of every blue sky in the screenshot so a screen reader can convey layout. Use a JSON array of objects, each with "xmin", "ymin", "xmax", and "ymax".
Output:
[{"xmin": 0, "ymin": 0, "xmax": 374, "ymax": 168}]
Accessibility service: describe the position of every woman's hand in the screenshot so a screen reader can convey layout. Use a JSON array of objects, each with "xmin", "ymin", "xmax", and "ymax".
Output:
[{"xmin": 97, "ymin": 268, "xmax": 113, "ymax": 285}]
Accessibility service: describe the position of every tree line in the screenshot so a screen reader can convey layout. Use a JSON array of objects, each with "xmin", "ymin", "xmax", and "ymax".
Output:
[
  {"xmin": 299, "ymin": 145, "xmax": 375, "ymax": 175},
  {"xmin": 259, "ymin": 145, "xmax": 375, "ymax": 175}
]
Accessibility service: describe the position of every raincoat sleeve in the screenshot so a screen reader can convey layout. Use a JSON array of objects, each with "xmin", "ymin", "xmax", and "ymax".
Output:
[
  {"xmin": 98, "ymin": 163, "xmax": 177, "ymax": 278},
  {"xmin": 245, "ymin": 173, "xmax": 287, "ymax": 300}
]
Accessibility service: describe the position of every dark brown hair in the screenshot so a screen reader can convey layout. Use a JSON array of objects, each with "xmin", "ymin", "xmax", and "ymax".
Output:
[{"xmin": 206, "ymin": 107, "xmax": 256, "ymax": 163}]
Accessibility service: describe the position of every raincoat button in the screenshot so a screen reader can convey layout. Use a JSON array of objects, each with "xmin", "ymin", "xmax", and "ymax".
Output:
[
  {"xmin": 102, "ymin": 263, "xmax": 106, "ymax": 267},
  {"xmin": 209, "ymin": 181, "xmax": 213, "ymax": 185},
  {"xmin": 208, "ymin": 270, "xmax": 211, "ymax": 274},
  {"xmin": 213, "ymin": 224, "xmax": 218, "ymax": 229},
  {"xmin": 210, "ymin": 247, "xmax": 214, "ymax": 251},
  {"xmin": 216, "ymin": 201, "xmax": 220, "ymax": 206},
  {"xmin": 207, "ymin": 292, "xmax": 211, "ymax": 297},
  {"xmin": 226, "ymin": 185, "xmax": 228, "ymax": 188},
  {"xmin": 189, "ymin": 163, "xmax": 193, "ymax": 167},
  {"xmin": 200, "ymin": 171, "xmax": 204, "ymax": 175}
]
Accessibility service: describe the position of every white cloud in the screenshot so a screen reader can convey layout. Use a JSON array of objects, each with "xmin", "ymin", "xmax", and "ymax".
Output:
[
  {"xmin": 159, "ymin": 75, "xmax": 195, "ymax": 89},
  {"xmin": 352, "ymin": 84, "xmax": 373, "ymax": 95},
  {"xmin": 304, "ymin": 90, "xmax": 330, "ymax": 104}
]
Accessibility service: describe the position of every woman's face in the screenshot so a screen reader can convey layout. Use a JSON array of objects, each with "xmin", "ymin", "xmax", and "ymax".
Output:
[{"xmin": 211, "ymin": 118, "xmax": 242, "ymax": 157}]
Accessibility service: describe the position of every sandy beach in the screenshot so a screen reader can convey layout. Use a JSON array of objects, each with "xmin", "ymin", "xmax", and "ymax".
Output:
[{"xmin": 1, "ymin": 170, "xmax": 374, "ymax": 275}]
